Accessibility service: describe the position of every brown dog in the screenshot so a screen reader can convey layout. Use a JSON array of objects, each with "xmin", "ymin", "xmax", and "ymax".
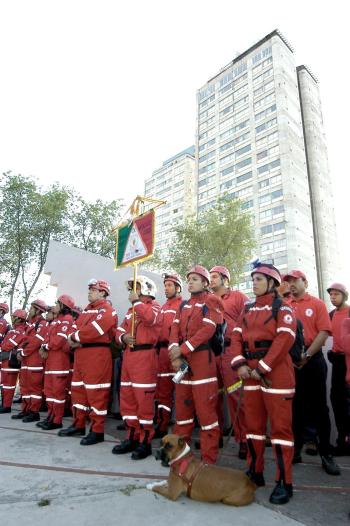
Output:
[{"xmin": 149, "ymin": 434, "xmax": 256, "ymax": 506}]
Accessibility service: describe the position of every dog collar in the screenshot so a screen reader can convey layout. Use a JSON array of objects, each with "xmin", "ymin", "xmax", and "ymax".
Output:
[{"xmin": 169, "ymin": 444, "xmax": 191, "ymax": 467}]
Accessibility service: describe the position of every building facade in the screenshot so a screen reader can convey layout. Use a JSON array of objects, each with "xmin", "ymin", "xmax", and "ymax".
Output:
[
  {"xmin": 144, "ymin": 146, "xmax": 196, "ymax": 257},
  {"xmin": 196, "ymin": 30, "xmax": 339, "ymax": 297}
]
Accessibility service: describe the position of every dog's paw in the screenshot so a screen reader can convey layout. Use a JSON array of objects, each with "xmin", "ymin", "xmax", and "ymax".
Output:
[{"xmin": 146, "ymin": 480, "xmax": 167, "ymax": 491}]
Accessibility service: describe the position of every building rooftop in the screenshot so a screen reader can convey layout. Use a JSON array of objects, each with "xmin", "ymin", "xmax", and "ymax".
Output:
[
  {"xmin": 203, "ymin": 29, "xmax": 294, "ymax": 87},
  {"xmin": 297, "ymin": 64, "xmax": 318, "ymax": 84},
  {"xmin": 162, "ymin": 145, "xmax": 195, "ymax": 166}
]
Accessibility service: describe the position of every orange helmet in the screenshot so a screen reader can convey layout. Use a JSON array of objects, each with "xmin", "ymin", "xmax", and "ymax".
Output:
[
  {"xmin": 12, "ymin": 309, "xmax": 27, "ymax": 320},
  {"xmin": 57, "ymin": 294, "xmax": 75, "ymax": 310},
  {"xmin": 210, "ymin": 266, "xmax": 231, "ymax": 282},
  {"xmin": 251, "ymin": 261, "xmax": 281, "ymax": 286},
  {"xmin": 163, "ymin": 273, "xmax": 182, "ymax": 291},
  {"xmin": 31, "ymin": 299, "xmax": 48, "ymax": 312},
  {"xmin": 186, "ymin": 265, "xmax": 210, "ymax": 285},
  {"xmin": 88, "ymin": 279, "xmax": 110, "ymax": 296}
]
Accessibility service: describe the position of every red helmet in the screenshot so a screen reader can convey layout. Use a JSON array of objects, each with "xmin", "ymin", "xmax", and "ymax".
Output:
[
  {"xmin": 327, "ymin": 283, "xmax": 348, "ymax": 295},
  {"xmin": 0, "ymin": 302, "xmax": 9, "ymax": 314},
  {"xmin": 57, "ymin": 294, "xmax": 75, "ymax": 310},
  {"xmin": 31, "ymin": 299, "xmax": 48, "ymax": 312},
  {"xmin": 186, "ymin": 265, "xmax": 210, "ymax": 285},
  {"xmin": 88, "ymin": 279, "xmax": 110, "ymax": 296},
  {"xmin": 163, "ymin": 273, "xmax": 182, "ymax": 291},
  {"xmin": 12, "ymin": 309, "xmax": 27, "ymax": 320},
  {"xmin": 251, "ymin": 262, "xmax": 281, "ymax": 286},
  {"xmin": 210, "ymin": 266, "xmax": 231, "ymax": 282}
]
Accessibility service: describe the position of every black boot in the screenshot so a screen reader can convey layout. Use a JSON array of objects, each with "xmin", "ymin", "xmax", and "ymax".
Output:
[
  {"xmin": 269, "ymin": 481, "xmax": 293, "ymax": 504},
  {"xmin": 22, "ymin": 412, "xmax": 40, "ymax": 423},
  {"xmin": 80, "ymin": 431, "xmax": 104, "ymax": 446},
  {"xmin": 292, "ymin": 448, "xmax": 302, "ymax": 464},
  {"xmin": 0, "ymin": 407, "xmax": 11, "ymax": 414},
  {"xmin": 153, "ymin": 427, "xmax": 167, "ymax": 439},
  {"xmin": 131, "ymin": 442, "xmax": 152, "ymax": 460},
  {"xmin": 321, "ymin": 455, "xmax": 341, "ymax": 475},
  {"xmin": 41, "ymin": 421, "xmax": 63, "ymax": 431},
  {"xmin": 246, "ymin": 470, "xmax": 265, "ymax": 487},
  {"xmin": 11, "ymin": 411, "xmax": 28, "ymax": 420},
  {"xmin": 112, "ymin": 438, "xmax": 139, "ymax": 454},
  {"xmin": 58, "ymin": 425, "xmax": 85, "ymax": 437},
  {"xmin": 36, "ymin": 417, "xmax": 50, "ymax": 428}
]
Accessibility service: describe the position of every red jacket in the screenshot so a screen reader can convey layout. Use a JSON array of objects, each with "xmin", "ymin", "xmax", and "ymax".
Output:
[
  {"xmin": 70, "ymin": 299, "xmax": 117, "ymax": 345},
  {"xmin": 45, "ymin": 313, "xmax": 75, "ymax": 372},
  {"xmin": 169, "ymin": 291, "xmax": 224, "ymax": 358},
  {"xmin": 116, "ymin": 298, "xmax": 162, "ymax": 347},
  {"xmin": 229, "ymin": 293, "xmax": 296, "ymax": 375},
  {"xmin": 0, "ymin": 317, "xmax": 10, "ymax": 343},
  {"xmin": 0, "ymin": 322, "xmax": 27, "ymax": 355},
  {"xmin": 19, "ymin": 315, "xmax": 49, "ymax": 367},
  {"xmin": 159, "ymin": 296, "xmax": 183, "ymax": 344},
  {"xmin": 220, "ymin": 289, "xmax": 248, "ymax": 335},
  {"xmin": 341, "ymin": 318, "xmax": 350, "ymax": 384}
]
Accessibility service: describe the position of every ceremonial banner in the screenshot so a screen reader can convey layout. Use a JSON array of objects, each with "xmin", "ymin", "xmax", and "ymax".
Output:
[{"xmin": 115, "ymin": 210, "xmax": 155, "ymax": 268}]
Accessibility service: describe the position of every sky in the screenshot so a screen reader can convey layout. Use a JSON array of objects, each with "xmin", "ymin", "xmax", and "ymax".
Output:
[{"xmin": 0, "ymin": 0, "xmax": 349, "ymax": 288}]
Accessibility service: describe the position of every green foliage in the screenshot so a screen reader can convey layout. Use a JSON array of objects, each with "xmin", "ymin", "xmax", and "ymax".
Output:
[
  {"xmin": 165, "ymin": 196, "xmax": 255, "ymax": 284},
  {"xmin": 67, "ymin": 197, "xmax": 123, "ymax": 258}
]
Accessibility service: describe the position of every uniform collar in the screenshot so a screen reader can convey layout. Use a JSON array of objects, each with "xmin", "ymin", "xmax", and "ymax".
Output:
[
  {"xmin": 255, "ymin": 293, "xmax": 274, "ymax": 306},
  {"xmin": 292, "ymin": 292, "xmax": 310, "ymax": 303}
]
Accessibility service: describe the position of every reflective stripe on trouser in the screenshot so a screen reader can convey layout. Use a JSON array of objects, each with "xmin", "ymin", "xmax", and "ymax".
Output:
[
  {"xmin": 71, "ymin": 347, "xmax": 112, "ymax": 433},
  {"xmin": 120, "ymin": 348, "xmax": 158, "ymax": 444},
  {"xmin": 155, "ymin": 346, "xmax": 174, "ymax": 432},
  {"xmin": 244, "ymin": 380, "xmax": 294, "ymax": 484},
  {"xmin": 217, "ymin": 351, "xmax": 246, "ymax": 442},
  {"xmin": 44, "ymin": 374, "xmax": 69, "ymax": 424},
  {"xmin": 1, "ymin": 361, "xmax": 19, "ymax": 408},
  {"xmin": 26, "ymin": 368, "xmax": 44, "ymax": 412},
  {"xmin": 19, "ymin": 367, "xmax": 30, "ymax": 413},
  {"xmin": 173, "ymin": 351, "xmax": 220, "ymax": 464}
]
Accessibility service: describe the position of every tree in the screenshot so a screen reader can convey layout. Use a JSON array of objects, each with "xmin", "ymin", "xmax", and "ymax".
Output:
[
  {"xmin": 0, "ymin": 172, "xmax": 71, "ymax": 309},
  {"xmin": 164, "ymin": 196, "xmax": 255, "ymax": 285},
  {"xmin": 67, "ymin": 197, "xmax": 123, "ymax": 258}
]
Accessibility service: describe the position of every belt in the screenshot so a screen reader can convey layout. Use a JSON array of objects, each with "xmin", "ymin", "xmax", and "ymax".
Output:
[
  {"xmin": 130, "ymin": 344, "xmax": 154, "ymax": 352},
  {"xmin": 81, "ymin": 343, "xmax": 111, "ymax": 349},
  {"xmin": 243, "ymin": 350, "xmax": 268, "ymax": 360},
  {"xmin": 157, "ymin": 341, "xmax": 169, "ymax": 348},
  {"xmin": 243, "ymin": 340, "xmax": 272, "ymax": 360},
  {"xmin": 243, "ymin": 340, "xmax": 272, "ymax": 350}
]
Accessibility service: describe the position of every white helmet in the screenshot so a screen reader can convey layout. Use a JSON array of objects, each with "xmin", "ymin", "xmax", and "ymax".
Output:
[{"xmin": 126, "ymin": 275, "xmax": 157, "ymax": 298}]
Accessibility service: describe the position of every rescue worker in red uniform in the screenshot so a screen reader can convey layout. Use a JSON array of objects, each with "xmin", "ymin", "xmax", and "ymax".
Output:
[
  {"xmin": 230, "ymin": 262, "xmax": 296, "ymax": 505},
  {"xmin": 113, "ymin": 275, "xmax": 162, "ymax": 460},
  {"xmin": 12, "ymin": 299, "xmax": 48, "ymax": 422},
  {"xmin": 169, "ymin": 265, "xmax": 224, "ymax": 465},
  {"xmin": 37, "ymin": 295, "xmax": 75, "ymax": 430},
  {"xmin": 154, "ymin": 273, "xmax": 183, "ymax": 438},
  {"xmin": 59, "ymin": 279, "xmax": 116, "ymax": 446},
  {"xmin": 209, "ymin": 266, "xmax": 248, "ymax": 458},
  {"xmin": 285, "ymin": 270, "xmax": 340, "ymax": 475},
  {"xmin": 327, "ymin": 283, "xmax": 350, "ymax": 455},
  {"xmin": 0, "ymin": 302, "xmax": 10, "ymax": 390},
  {"xmin": 0, "ymin": 309, "xmax": 27, "ymax": 413}
]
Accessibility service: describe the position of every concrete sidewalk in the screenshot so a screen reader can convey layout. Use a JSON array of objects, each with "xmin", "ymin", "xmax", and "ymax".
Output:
[{"xmin": 0, "ymin": 413, "xmax": 349, "ymax": 525}]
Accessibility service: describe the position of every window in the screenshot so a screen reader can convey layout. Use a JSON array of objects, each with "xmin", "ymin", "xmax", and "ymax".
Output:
[
  {"xmin": 234, "ymin": 84, "xmax": 248, "ymax": 97},
  {"xmin": 235, "ymin": 95, "xmax": 249, "ymax": 108},
  {"xmin": 236, "ymin": 144, "xmax": 251, "ymax": 157},
  {"xmin": 255, "ymin": 104, "xmax": 277, "ymax": 121},
  {"xmin": 220, "ymin": 105, "xmax": 233, "ymax": 117},
  {"xmin": 254, "ymin": 92, "xmax": 275, "ymax": 110},
  {"xmin": 220, "ymin": 152, "xmax": 235, "ymax": 165},
  {"xmin": 234, "ymin": 132, "xmax": 250, "ymax": 146},
  {"xmin": 220, "ymin": 179, "xmax": 234, "ymax": 191},
  {"xmin": 256, "ymin": 130, "xmax": 278, "ymax": 147},
  {"xmin": 220, "ymin": 165, "xmax": 234, "ymax": 177},
  {"xmin": 219, "ymin": 71, "xmax": 233, "ymax": 88},
  {"xmin": 199, "ymin": 150, "xmax": 216, "ymax": 164},
  {"xmin": 235, "ymin": 157, "xmax": 252, "ymax": 171},
  {"xmin": 219, "ymin": 82, "xmax": 233, "ymax": 96},
  {"xmin": 252, "ymin": 45, "xmax": 272, "ymax": 65},
  {"xmin": 219, "ymin": 95, "xmax": 233, "ymax": 108},
  {"xmin": 254, "ymin": 80, "xmax": 274, "ymax": 98},
  {"xmin": 220, "ymin": 140, "xmax": 234, "ymax": 153},
  {"xmin": 198, "ymin": 162, "xmax": 215, "ymax": 175},
  {"xmin": 255, "ymin": 118, "xmax": 277, "ymax": 134},
  {"xmin": 241, "ymin": 200, "xmax": 253, "ymax": 210},
  {"xmin": 261, "ymin": 224, "xmax": 273, "ymax": 235},
  {"xmin": 236, "ymin": 171, "xmax": 252, "ymax": 184},
  {"xmin": 257, "ymin": 159, "xmax": 280, "ymax": 175},
  {"xmin": 253, "ymin": 68, "xmax": 273, "ymax": 86}
]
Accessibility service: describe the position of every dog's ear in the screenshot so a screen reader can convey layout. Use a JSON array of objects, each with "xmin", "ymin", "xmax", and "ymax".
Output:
[{"xmin": 178, "ymin": 436, "xmax": 186, "ymax": 447}]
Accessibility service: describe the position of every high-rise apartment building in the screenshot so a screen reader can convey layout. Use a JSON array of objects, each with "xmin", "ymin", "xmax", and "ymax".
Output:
[
  {"xmin": 144, "ymin": 146, "xmax": 196, "ymax": 256},
  {"xmin": 196, "ymin": 29, "xmax": 339, "ymax": 297}
]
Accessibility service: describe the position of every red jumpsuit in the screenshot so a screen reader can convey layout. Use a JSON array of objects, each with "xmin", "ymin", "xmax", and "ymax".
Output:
[
  {"xmin": 169, "ymin": 291, "xmax": 224, "ymax": 464},
  {"xmin": 69, "ymin": 300, "xmax": 116, "ymax": 433},
  {"xmin": 0, "ymin": 322, "xmax": 27, "ymax": 408},
  {"xmin": 217, "ymin": 289, "xmax": 248, "ymax": 443},
  {"xmin": 19, "ymin": 315, "xmax": 48, "ymax": 413},
  {"xmin": 43, "ymin": 313, "xmax": 74, "ymax": 424},
  {"xmin": 0, "ymin": 316, "xmax": 10, "ymax": 385},
  {"xmin": 116, "ymin": 298, "xmax": 162, "ymax": 445},
  {"xmin": 155, "ymin": 295, "xmax": 182, "ymax": 433},
  {"xmin": 230, "ymin": 293, "xmax": 296, "ymax": 484}
]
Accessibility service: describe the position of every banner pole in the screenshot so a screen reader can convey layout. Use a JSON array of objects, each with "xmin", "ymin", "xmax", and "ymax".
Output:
[{"xmin": 130, "ymin": 262, "xmax": 138, "ymax": 344}]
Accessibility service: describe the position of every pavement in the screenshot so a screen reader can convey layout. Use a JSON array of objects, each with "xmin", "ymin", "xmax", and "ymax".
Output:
[{"xmin": 0, "ymin": 410, "xmax": 349, "ymax": 526}]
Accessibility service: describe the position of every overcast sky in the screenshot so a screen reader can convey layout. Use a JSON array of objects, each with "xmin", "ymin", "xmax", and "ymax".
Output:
[{"xmin": 1, "ymin": 0, "xmax": 349, "ymax": 285}]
